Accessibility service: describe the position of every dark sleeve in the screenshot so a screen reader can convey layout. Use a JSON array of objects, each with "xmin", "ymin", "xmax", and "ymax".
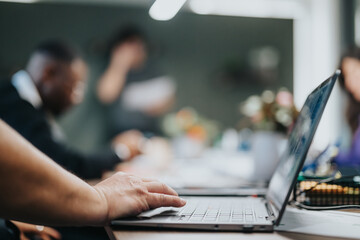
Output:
[
  {"xmin": 0, "ymin": 82, "xmax": 121, "ymax": 179},
  {"xmin": 334, "ymin": 126, "xmax": 360, "ymax": 167},
  {"xmin": 0, "ymin": 219, "xmax": 20, "ymax": 240}
]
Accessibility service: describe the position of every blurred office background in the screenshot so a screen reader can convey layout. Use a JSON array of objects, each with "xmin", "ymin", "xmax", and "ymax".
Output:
[{"xmin": 0, "ymin": 0, "xmax": 357, "ymax": 153}]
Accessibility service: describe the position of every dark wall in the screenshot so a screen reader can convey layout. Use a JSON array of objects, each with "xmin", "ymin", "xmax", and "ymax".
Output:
[{"xmin": 0, "ymin": 2, "xmax": 293, "ymax": 150}]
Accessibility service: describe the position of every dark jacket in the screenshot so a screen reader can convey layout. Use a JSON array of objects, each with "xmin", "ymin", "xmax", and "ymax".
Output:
[
  {"xmin": 0, "ymin": 219, "xmax": 19, "ymax": 240},
  {"xmin": 0, "ymin": 79, "xmax": 121, "ymax": 179}
]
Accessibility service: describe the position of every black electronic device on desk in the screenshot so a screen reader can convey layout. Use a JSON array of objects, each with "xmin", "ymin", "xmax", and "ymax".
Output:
[
  {"xmin": 293, "ymin": 138, "xmax": 360, "ymax": 209},
  {"xmin": 294, "ymin": 174, "xmax": 360, "ymax": 207}
]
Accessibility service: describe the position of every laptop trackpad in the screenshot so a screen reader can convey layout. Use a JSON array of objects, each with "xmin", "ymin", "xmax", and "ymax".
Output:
[{"xmin": 137, "ymin": 207, "xmax": 181, "ymax": 219}]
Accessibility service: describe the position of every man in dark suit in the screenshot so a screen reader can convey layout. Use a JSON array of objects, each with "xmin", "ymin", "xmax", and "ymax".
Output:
[{"xmin": 0, "ymin": 40, "xmax": 143, "ymax": 179}]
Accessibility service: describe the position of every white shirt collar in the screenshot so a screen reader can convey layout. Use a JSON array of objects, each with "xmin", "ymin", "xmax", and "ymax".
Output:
[
  {"xmin": 11, "ymin": 70, "xmax": 65, "ymax": 141},
  {"xmin": 11, "ymin": 70, "xmax": 43, "ymax": 109}
]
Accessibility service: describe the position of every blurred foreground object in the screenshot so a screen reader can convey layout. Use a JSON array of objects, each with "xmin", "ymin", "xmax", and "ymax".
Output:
[{"xmin": 11, "ymin": 221, "xmax": 61, "ymax": 240}]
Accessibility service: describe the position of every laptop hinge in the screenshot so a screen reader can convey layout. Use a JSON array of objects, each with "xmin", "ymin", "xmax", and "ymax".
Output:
[{"xmin": 265, "ymin": 202, "xmax": 277, "ymax": 223}]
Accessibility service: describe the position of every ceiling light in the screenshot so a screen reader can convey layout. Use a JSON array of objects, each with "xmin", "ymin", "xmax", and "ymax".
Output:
[
  {"xmin": 149, "ymin": 0, "xmax": 187, "ymax": 21},
  {"xmin": 189, "ymin": 0, "xmax": 304, "ymax": 19},
  {"xmin": 0, "ymin": 0, "xmax": 37, "ymax": 3}
]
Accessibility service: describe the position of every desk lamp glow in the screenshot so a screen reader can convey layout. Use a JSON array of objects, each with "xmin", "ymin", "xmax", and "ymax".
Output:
[{"xmin": 149, "ymin": 0, "xmax": 187, "ymax": 21}]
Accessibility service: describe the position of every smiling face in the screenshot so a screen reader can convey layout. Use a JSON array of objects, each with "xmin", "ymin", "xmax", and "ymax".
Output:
[{"xmin": 342, "ymin": 57, "xmax": 360, "ymax": 102}]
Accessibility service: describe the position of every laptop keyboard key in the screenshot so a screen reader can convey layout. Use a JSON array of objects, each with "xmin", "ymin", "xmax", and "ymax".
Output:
[
  {"xmin": 245, "ymin": 215, "xmax": 254, "ymax": 222},
  {"xmin": 204, "ymin": 217, "xmax": 217, "ymax": 222},
  {"xmin": 218, "ymin": 216, "xmax": 230, "ymax": 222},
  {"xmin": 190, "ymin": 217, "xmax": 203, "ymax": 222},
  {"xmin": 231, "ymin": 218, "xmax": 245, "ymax": 223},
  {"xmin": 178, "ymin": 216, "xmax": 191, "ymax": 221}
]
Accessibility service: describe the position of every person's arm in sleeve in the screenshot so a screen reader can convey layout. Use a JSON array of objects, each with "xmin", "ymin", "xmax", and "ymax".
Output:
[
  {"xmin": 29, "ymin": 118, "xmax": 144, "ymax": 179},
  {"xmin": 0, "ymin": 95, "xmax": 120, "ymax": 179},
  {"xmin": 0, "ymin": 120, "xmax": 186, "ymax": 226},
  {"xmin": 335, "ymin": 126, "xmax": 360, "ymax": 166}
]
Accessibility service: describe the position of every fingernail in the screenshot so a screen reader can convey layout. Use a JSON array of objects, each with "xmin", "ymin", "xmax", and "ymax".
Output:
[{"xmin": 180, "ymin": 198, "xmax": 187, "ymax": 205}]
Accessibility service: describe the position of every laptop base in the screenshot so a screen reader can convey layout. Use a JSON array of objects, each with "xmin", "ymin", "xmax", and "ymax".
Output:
[{"xmin": 112, "ymin": 196, "xmax": 274, "ymax": 232}]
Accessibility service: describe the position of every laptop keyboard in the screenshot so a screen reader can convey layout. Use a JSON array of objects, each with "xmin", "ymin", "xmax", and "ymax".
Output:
[{"xmin": 170, "ymin": 198, "xmax": 267, "ymax": 223}]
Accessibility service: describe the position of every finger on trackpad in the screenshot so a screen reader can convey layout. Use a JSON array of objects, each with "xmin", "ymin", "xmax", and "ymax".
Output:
[{"xmin": 137, "ymin": 207, "xmax": 180, "ymax": 218}]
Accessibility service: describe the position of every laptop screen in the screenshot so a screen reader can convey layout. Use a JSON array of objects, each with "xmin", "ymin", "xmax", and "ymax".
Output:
[{"xmin": 266, "ymin": 71, "xmax": 339, "ymax": 225}]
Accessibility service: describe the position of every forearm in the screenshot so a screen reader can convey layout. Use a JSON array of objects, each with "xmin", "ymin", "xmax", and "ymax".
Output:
[
  {"xmin": 0, "ymin": 120, "xmax": 107, "ymax": 226},
  {"xmin": 97, "ymin": 66, "xmax": 128, "ymax": 104},
  {"xmin": 0, "ymin": 120, "xmax": 185, "ymax": 226}
]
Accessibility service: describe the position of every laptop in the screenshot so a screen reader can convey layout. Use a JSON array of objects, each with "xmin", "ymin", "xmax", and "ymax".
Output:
[{"xmin": 112, "ymin": 70, "xmax": 340, "ymax": 232}]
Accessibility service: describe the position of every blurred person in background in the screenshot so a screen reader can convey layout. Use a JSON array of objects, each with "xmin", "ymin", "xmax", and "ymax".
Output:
[
  {"xmin": 0, "ymin": 40, "xmax": 143, "ymax": 180},
  {"xmin": 0, "ymin": 120, "xmax": 185, "ymax": 240},
  {"xmin": 97, "ymin": 26, "xmax": 175, "ymax": 137},
  {"xmin": 334, "ymin": 47, "xmax": 360, "ymax": 167}
]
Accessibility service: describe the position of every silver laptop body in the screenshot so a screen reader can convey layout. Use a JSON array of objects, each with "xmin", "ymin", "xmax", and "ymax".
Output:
[{"xmin": 111, "ymin": 71, "xmax": 339, "ymax": 232}]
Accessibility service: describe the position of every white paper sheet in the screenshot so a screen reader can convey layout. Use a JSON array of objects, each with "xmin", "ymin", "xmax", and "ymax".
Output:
[
  {"xmin": 122, "ymin": 76, "xmax": 176, "ymax": 111},
  {"xmin": 276, "ymin": 207, "xmax": 360, "ymax": 239}
]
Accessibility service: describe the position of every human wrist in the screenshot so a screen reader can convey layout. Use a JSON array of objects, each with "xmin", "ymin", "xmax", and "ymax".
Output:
[
  {"xmin": 63, "ymin": 181, "xmax": 110, "ymax": 226},
  {"xmin": 84, "ymin": 186, "xmax": 110, "ymax": 226},
  {"xmin": 108, "ymin": 57, "xmax": 131, "ymax": 74},
  {"xmin": 103, "ymin": 66, "xmax": 128, "ymax": 88}
]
